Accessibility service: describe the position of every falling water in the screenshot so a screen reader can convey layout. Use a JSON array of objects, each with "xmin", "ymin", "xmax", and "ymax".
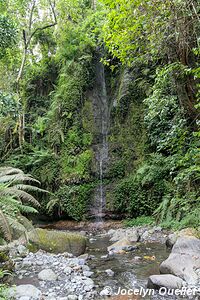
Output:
[{"xmin": 89, "ymin": 54, "xmax": 109, "ymax": 223}]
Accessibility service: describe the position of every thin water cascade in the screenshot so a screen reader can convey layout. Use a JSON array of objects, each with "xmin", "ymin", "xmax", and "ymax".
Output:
[
  {"xmin": 96, "ymin": 60, "xmax": 109, "ymax": 223},
  {"xmin": 90, "ymin": 54, "xmax": 109, "ymax": 223}
]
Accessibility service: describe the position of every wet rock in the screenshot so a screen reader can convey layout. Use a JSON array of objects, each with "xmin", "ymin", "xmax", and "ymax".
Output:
[
  {"xmin": 8, "ymin": 284, "xmax": 41, "ymax": 299},
  {"xmin": 78, "ymin": 253, "xmax": 89, "ymax": 260},
  {"xmin": 19, "ymin": 297, "xmax": 31, "ymax": 300},
  {"xmin": 83, "ymin": 271, "xmax": 94, "ymax": 277},
  {"xmin": 154, "ymin": 226, "xmax": 162, "ymax": 232},
  {"xmin": 108, "ymin": 238, "xmax": 135, "ymax": 253},
  {"xmin": 100, "ymin": 287, "xmax": 112, "ymax": 296},
  {"xmin": 22, "ymin": 260, "xmax": 32, "ymax": 267},
  {"xmin": 109, "ymin": 228, "xmax": 139, "ymax": 243},
  {"xmin": 28, "ymin": 228, "xmax": 87, "ymax": 256},
  {"xmin": 67, "ymin": 296, "xmax": 78, "ymax": 300},
  {"xmin": 64, "ymin": 266, "xmax": 73, "ymax": 275},
  {"xmin": 105, "ymin": 269, "xmax": 114, "ymax": 276},
  {"xmin": 17, "ymin": 245, "xmax": 29, "ymax": 257},
  {"xmin": 166, "ymin": 233, "xmax": 178, "ymax": 249},
  {"xmin": 38, "ymin": 269, "xmax": 58, "ymax": 281},
  {"xmin": 147, "ymin": 274, "xmax": 186, "ymax": 289},
  {"xmin": 134, "ymin": 256, "xmax": 142, "ymax": 261},
  {"xmin": 141, "ymin": 230, "xmax": 149, "ymax": 241},
  {"xmin": 160, "ymin": 237, "xmax": 200, "ymax": 284},
  {"xmin": 83, "ymin": 278, "xmax": 94, "ymax": 291}
]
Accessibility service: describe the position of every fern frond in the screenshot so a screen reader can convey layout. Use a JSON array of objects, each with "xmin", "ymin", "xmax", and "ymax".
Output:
[
  {"xmin": 0, "ymin": 167, "xmax": 23, "ymax": 176},
  {"xmin": 46, "ymin": 198, "xmax": 59, "ymax": 212},
  {"xmin": 13, "ymin": 184, "xmax": 48, "ymax": 193},
  {"xmin": 1, "ymin": 188, "xmax": 40, "ymax": 206},
  {"xmin": 18, "ymin": 204, "xmax": 38, "ymax": 214},
  {"xmin": 0, "ymin": 174, "xmax": 40, "ymax": 185}
]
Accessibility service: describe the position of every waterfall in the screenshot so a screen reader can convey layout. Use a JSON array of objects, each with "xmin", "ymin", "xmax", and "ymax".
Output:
[{"xmin": 89, "ymin": 53, "xmax": 109, "ymax": 222}]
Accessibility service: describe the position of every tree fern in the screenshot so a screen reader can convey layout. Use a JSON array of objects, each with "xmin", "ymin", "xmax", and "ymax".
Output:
[{"xmin": 0, "ymin": 167, "xmax": 47, "ymax": 241}]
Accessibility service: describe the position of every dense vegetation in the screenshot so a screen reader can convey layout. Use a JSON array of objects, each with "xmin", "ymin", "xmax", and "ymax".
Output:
[{"xmin": 0, "ymin": 0, "xmax": 199, "ymax": 231}]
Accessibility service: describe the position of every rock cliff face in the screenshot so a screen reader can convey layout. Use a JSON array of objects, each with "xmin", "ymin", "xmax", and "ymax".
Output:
[
  {"xmin": 85, "ymin": 54, "xmax": 145, "ymax": 219},
  {"xmin": 87, "ymin": 54, "xmax": 110, "ymax": 220}
]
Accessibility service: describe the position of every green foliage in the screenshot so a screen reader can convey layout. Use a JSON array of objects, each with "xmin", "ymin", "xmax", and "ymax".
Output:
[
  {"xmin": 0, "ymin": 281, "xmax": 9, "ymax": 300},
  {"xmin": 0, "ymin": 167, "xmax": 46, "ymax": 241},
  {"xmin": 47, "ymin": 183, "xmax": 95, "ymax": 221},
  {"xmin": 0, "ymin": 15, "xmax": 17, "ymax": 57},
  {"xmin": 102, "ymin": 0, "xmax": 172, "ymax": 64},
  {"xmin": 113, "ymin": 154, "xmax": 171, "ymax": 217},
  {"xmin": 124, "ymin": 216, "xmax": 155, "ymax": 227},
  {"xmin": 144, "ymin": 64, "xmax": 189, "ymax": 153}
]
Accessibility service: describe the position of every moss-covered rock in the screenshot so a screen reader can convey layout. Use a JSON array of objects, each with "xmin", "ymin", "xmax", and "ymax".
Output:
[{"xmin": 28, "ymin": 228, "xmax": 87, "ymax": 256}]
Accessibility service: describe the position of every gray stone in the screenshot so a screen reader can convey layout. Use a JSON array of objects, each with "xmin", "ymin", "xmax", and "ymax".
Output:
[
  {"xmin": 109, "ymin": 228, "xmax": 139, "ymax": 243},
  {"xmin": 82, "ymin": 265, "xmax": 90, "ymax": 272},
  {"xmin": 38, "ymin": 269, "xmax": 58, "ymax": 281},
  {"xmin": 154, "ymin": 226, "xmax": 162, "ymax": 232},
  {"xmin": 83, "ymin": 278, "xmax": 94, "ymax": 290},
  {"xmin": 22, "ymin": 260, "xmax": 32, "ymax": 267},
  {"xmin": 108, "ymin": 238, "xmax": 134, "ymax": 253},
  {"xmin": 166, "ymin": 233, "xmax": 178, "ymax": 249},
  {"xmin": 78, "ymin": 253, "xmax": 89, "ymax": 260},
  {"xmin": 8, "ymin": 284, "xmax": 41, "ymax": 299},
  {"xmin": 147, "ymin": 274, "xmax": 186, "ymax": 290},
  {"xmin": 141, "ymin": 230, "xmax": 149, "ymax": 241},
  {"xmin": 19, "ymin": 297, "xmax": 31, "ymax": 300},
  {"xmin": 172, "ymin": 236, "xmax": 200, "ymax": 255},
  {"xmin": 100, "ymin": 287, "xmax": 112, "ymax": 296},
  {"xmin": 64, "ymin": 267, "xmax": 72, "ymax": 275},
  {"xmin": 17, "ymin": 245, "xmax": 29, "ymax": 257},
  {"xmin": 83, "ymin": 271, "xmax": 94, "ymax": 277},
  {"xmin": 105, "ymin": 269, "xmax": 114, "ymax": 276},
  {"xmin": 160, "ymin": 237, "xmax": 200, "ymax": 285},
  {"xmin": 67, "ymin": 296, "xmax": 78, "ymax": 300}
]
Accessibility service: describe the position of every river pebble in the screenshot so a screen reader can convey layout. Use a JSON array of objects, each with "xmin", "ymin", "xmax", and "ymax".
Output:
[{"xmin": 10, "ymin": 249, "xmax": 98, "ymax": 299}]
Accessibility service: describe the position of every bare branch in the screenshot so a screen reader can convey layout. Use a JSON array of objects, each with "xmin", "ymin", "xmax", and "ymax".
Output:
[
  {"xmin": 28, "ymin": 0, "xmax": 36, "ymax": 34},
  {"xmin": 27, "ymin": 22, "xmax": 57, "ymax": 46},
  {"xmin": 17, "ymin": 0, "xmax": 57, "ymax": 83}
]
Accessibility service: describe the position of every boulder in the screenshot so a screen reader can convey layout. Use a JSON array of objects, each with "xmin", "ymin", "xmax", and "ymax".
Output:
[
  {"xmin": 160, "ymin": 237, "xmax": 200, "ymax": 284},
  {"xmin": 8, "ymin": 284, "xmax": 41, "ymax": 299},
  {"xmin": 166, "ymin": 233, "xmax": 178, "ymax": 249},
  {"xmin": 108, "ymin": 238, "xmax": 137, "ymax": 253},
  {"xmin": 38, "ymin": 269, "xmax": 58, "ymax": 281},
  {"xmin": 172, "ymin": 236, "xmax": 200, "ymax": 255},
  {"xmin": 147, "ymin": 274, "xmax": 186, "ymax": 290},
  {"xmin": 178, "ymin": 228, "xmax": 199, "ymax": 238},
  {"xmin": 166, "ymin": 228, "xmax": 200, "ymax": 249},
  {"xmin": 109, "ymin": 228, "xmax": 139, "ymax": 243},
  {"xmin": 28, "ymin": 228, "xmax": 87, "ymax": 256}
]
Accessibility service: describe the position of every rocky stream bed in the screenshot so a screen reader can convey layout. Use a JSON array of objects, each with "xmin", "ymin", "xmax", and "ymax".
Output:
[{"xmin": 1, "ymin": 223, "xmax": 200, "ymax": 300}]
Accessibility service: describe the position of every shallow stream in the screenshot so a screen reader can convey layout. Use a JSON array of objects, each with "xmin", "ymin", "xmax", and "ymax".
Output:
[{"xmin": 87, "ymin": 234, "xmax": 172, "ymax": 299}]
